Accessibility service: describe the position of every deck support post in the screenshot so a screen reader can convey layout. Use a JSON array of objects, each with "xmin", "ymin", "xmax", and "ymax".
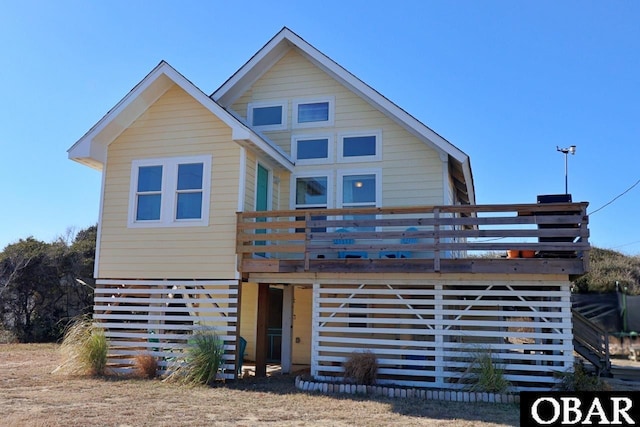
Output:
[
  {"xmin": 434, "ymin": 283, "xmax": 444, "ymax": 387},
  {"xmin": 255, "ymin": 283, "xmax": 270, "ymax": 377},
  {"xmin": 281, "ymin": 285, "xmax": 293, "ymax": 374}
]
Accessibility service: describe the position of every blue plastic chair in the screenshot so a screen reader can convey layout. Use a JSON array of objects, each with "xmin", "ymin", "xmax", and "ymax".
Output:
[
  {"xmin": 334, "ymin": 228, "xmax": 368, "ymax": 259},
  {"xmin": 379, "ymin": 227, "xmax": 418, "ymax": 259},
  {"xmin": 397, "ymin": 227, "xmax": 419, "ymax": 258}
]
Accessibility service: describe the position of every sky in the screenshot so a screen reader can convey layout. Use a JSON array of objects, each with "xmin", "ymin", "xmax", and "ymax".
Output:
[{"xmin": 0, "ymin": 1, "xmax": 638, "ymax": 254}]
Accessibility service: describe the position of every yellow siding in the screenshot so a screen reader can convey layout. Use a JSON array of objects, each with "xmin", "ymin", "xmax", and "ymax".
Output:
[
  {"xmin": 98, "ymin": 84, "xmax": 241, "ymax": 279},
  {"xmin": 274, "ymin": 168, "xmax": 290, "ymax": 210},
  {"xmin": 292, "ymin": 286, "xmax": 312, "ymax": 364},
  {"xmin": 244, "ymin": 150, "xmax": 257, "ymax": 212},
  {"xmin": 243, "ymin": 150, "xmax": 291, "ymax": 212},
  {"xmin": 239, "ymin": 282, "xmax": 258, "ymax": 360},
  {"xmin": 231, "ymin": 48, "xmax": 444, "ymax": 208}
]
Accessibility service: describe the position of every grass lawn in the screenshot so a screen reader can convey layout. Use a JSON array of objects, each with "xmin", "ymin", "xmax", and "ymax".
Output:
[{"xmin": 0, "ymin": 343, "xmax": 519, "ymax": 426}]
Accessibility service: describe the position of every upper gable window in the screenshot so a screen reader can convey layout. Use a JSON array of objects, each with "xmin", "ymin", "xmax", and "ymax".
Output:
[
  {"xmin": 128, "ymin": 155, "xmax": 211, "ymax": 228},
  {"xmin": 291, "ymin": 134, "xmax": 333, "ymax": 165},
  {"xmin": 338, "ymin": 130, "xmax": 382, "ymax": 162},
  {"xmin": 247, "ymin": 101, "xmax": 287, "ymax": 131},
  {"xmin": 293, "ymin": 97, "xmax": 334, "ymax": 128}
]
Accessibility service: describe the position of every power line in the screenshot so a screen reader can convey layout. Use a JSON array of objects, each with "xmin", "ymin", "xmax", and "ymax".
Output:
[
  {"xmin": 589, "ymin": 178, "xmax": 640, "ymax": 216},
  {"xmin": 612, "ymin": 240, "xmax": 640, "ymax": 250}
]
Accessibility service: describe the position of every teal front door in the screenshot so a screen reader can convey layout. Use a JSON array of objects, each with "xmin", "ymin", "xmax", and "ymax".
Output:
[{"xmin": 255, "ymin": 164, "xmax": 270, "ymax": 255}]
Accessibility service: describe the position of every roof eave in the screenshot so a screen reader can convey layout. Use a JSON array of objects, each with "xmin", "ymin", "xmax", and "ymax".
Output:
[
  {"xmin": 212, "ymin": 27, "xmax": 473, "ymax": 195},
  {"xmin": 69, "ymin": 61, "xmax": 294, "ymax": 172}
]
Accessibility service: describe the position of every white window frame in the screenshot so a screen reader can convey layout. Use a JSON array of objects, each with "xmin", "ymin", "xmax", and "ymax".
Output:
[
  {"xmin": 337, "ymin": 129, "xmax": 382, "ymax": 163},
  {"xmin": 292, "ymin": 96, "xmax": 335, "ymax": 129},
  {"xmin": 291, "ymin": 133, "xmax": 333, "ymax": 165},
  {"xmin": 128, "ymin": 155, "xmax": 212, "ymax": 228},
  {"xmin": 247, "ymin": 100, "xmax": 287, "ymax": 131}
]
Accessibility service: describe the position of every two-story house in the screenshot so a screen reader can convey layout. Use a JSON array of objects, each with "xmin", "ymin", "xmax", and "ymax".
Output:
[{"xmin": 68, "ymin": 28, "xmax": 590, "ymax": 391}]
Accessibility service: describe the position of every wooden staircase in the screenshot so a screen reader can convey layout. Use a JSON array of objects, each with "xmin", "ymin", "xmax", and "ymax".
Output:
[{"xmin": 572, "ymin": 308, "xmax": 612, "ymax": 376}]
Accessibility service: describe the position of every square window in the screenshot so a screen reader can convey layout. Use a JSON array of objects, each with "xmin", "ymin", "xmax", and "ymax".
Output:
[
  {"xmin": 136, "ymin": 194, "xmax": 161, "ymax": 221},
  {"xmin": 342, "ymin": 174, "xmax": 376, "ymax": 204},
  {"xmin": 295, "ymin": 177, "xmax": 327, "ymax": 205},
  {"xmin": 176, "ymin": 192, "xmax": 203, "ymax": 219},
  {"xmin": 137, "ymin": 166, "xmax": 162, "ymax": 192},
  {"xmin": 177, "ymin": 163, "xmax": 203, "ymax": 190}
]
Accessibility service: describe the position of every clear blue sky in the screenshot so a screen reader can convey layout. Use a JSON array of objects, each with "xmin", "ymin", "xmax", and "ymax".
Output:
[{"xmin": 1, "ymin": 1, "xmax": 638, "ymax": 254}]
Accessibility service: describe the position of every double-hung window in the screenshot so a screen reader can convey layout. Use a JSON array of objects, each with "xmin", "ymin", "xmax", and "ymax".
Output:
[
  {"xmin": 338, "ymin": 170, "xmax": 381, "ymax": 232},
  {"xmin": 291, "ymin": 134, "xmax": 332, "ymax": 165},
  {"xmin": 129, "ymin": 155, "xmax": 211, "ymax": 228},
  {"xmin": 247, "ymin": 100, "xmax": 287, "ymax": 131},
  {"xmin": 338, "ymin": 130, "xmax": 382, "ymax": 162},
  {"xmin": 293, "ymin": 97, "xmax": 334, "ymax": 128}
]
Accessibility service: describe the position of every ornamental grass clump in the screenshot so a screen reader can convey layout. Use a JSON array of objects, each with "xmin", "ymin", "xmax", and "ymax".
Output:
[
  {"xmin": 57, "ymin": 315, "xmax": 108, "ymax": 376},
  {"xmin": 343, "ymin": 351, "xmax": 378, "ymax": 385},
  {"xmin": 553, "ymin": 360, "xmax": 611, "ymax": 391},
  {"xmin": 165, "ymin": 330, "xmax": 224, "ymax": 386},
  {"xmin": 134, "ymin": 353, "xmax": 158, "ymax": 379},
  {"xmin": 461, "ymin": 349, "xmax": 511, "ymax": 393}
]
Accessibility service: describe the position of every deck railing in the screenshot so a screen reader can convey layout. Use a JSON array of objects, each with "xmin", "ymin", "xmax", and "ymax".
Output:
[{"xmin": 236, "ymin": 202, "xmax": 590, "ymax": 275}]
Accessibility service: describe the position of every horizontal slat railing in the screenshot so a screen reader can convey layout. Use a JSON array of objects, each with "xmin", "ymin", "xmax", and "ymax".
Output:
[
  {"xmin": 237, "ymin": 202, "xmax": 589, "ymax": 275},
  {"xmin": 572, "ymin": 309, "xmax": 611, "ymax": 375},
  {"xmin": 311, "ymin": 281, "xmax": 574, "ymax": 391}
]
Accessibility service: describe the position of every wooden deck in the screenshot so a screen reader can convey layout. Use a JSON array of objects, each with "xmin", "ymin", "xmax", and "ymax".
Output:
[{"xmin": 237, "ymin": 202, "xmax": 590, "ymax": 277}]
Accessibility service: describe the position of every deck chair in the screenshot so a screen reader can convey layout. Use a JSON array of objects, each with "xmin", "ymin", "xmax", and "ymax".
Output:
[
  {"xmin": 397, "ymin": 227, "xmax": 419, "ymax": 258},
  {"xmin": 334, "ymin": 228, "xmax": 368, "ymax": 259},
  {"xmin": 379, "ymin": 227, "xmax": 418, "ymax": 259}
]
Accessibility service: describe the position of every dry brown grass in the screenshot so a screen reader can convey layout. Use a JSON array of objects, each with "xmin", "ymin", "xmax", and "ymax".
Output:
[
  {"xmin": 133, "ymin": 353, "xmax": 158, "ymax": 379},
  {"xmin": 343, "ymin": 351, "xmax": 378, "ymax": 385},
  {"xmin": 0, "ymin": 343, "xmax": 519, "ymax": 426}
]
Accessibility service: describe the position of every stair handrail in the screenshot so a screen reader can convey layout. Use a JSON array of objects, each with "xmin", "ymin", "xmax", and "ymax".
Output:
[{"xmin": 572, "ymin": 308, "xmax": 611, "ymax": 375}]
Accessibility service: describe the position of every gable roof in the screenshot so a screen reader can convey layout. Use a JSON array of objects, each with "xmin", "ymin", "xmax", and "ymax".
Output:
[
  {"xmin": 68, "ymin": 61, "xmax": 294, "ymax": 172},
  {"xmin": 212, "ymin": 27, "xmax": 475, "ymax": 204}
]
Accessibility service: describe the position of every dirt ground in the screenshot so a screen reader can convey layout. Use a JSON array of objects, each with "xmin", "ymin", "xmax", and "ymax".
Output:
[{"xmin": 0, "ymin": 343, "xmax": 520, "ymax": 426}]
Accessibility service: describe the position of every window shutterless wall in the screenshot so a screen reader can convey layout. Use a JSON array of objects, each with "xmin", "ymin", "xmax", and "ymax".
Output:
[{"xmin": 127, "ymin": 155, "xmax": 212, "ymax": 228}]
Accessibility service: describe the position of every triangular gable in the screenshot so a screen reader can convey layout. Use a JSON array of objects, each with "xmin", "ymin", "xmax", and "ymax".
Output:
[
  {"xmin": 68, "ymin": 61, "xmax": 293, "ymax": 172},
  {"xmin": 212, "ymin": 27, "xmax": 475, "ymax": 204}
]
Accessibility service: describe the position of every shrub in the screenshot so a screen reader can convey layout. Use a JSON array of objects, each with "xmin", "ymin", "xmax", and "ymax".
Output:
[
  {"xmin": 343, "ymin": 351, "xmax": 378, "ymax": 385},
  {"xmin": 57, "ymin": 315, "xmax": 108, "ymax": 376},
  {"xmin": 0, "ymin": 327, "xmax": 17, "ymax": 344},
  {"xmin": 461, "ymin": 349, "xmax": 511, "ymax": 393},
  {"xmin": 553, "ymin": 360, "xmax": 611, "ymax": 391},
  {"xmin": 573, "ymin": 247, "xmax": 640, "ymax": 294},
  {"xmin": 134, "ymin": 353, "xmax": 158, "ymax": 379},
  {"xmin": 165, "ymin": 330, "xmax": 224, "ymax": 386}
]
